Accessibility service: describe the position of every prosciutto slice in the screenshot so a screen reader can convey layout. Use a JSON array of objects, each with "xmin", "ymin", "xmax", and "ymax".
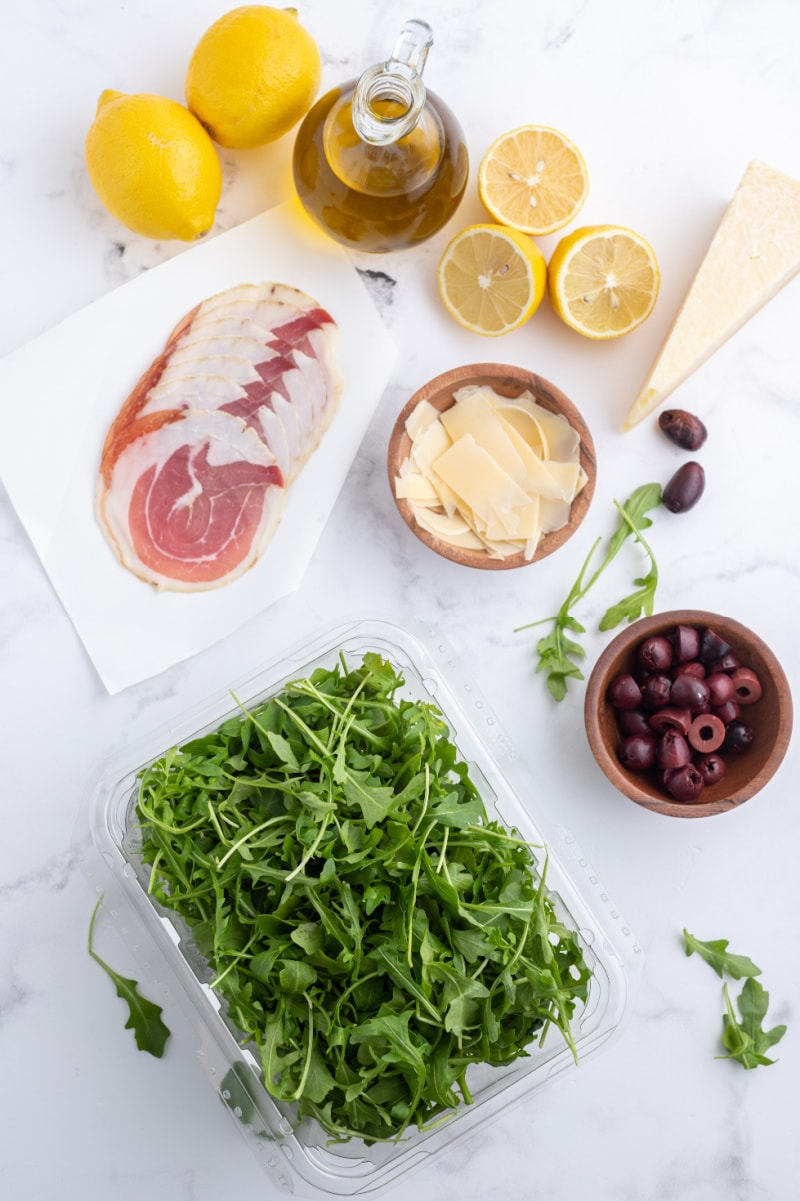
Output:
[{"xmin": 96, "ymin": 282, "xmax": 343, "ymax": 591}]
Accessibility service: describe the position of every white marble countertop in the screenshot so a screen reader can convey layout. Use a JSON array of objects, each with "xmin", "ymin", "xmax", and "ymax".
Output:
[{"xmin": 2, "ymin": 2, "xmax": 799, "ymax": 1199}]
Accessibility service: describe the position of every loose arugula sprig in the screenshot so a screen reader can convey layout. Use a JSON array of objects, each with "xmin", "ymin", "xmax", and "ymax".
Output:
[
  {"xmin": 515, "ymin": 483, "xmax": 663, "ymax": 700},
  {"xmin": 682, "ymin": 930, "xmax": 761, "ymax": 980},
  {"xmin": 683, "ymin": 929, "xmax": 786, "ymax": 1070},
  {"xmin": 720, "ymin": 979, "xmax": 787, "ymax": 1070},
  {"xmin": 135, "ymin": 652, "xmax": 591, "ymax": 1143},
  {"xmin": 88, "ymin": 898, "xmax": 170, "ymax": 1058}
]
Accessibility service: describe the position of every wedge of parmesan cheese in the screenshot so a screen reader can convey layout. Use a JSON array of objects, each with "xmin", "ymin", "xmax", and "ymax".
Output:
[{"xmin": 622, "ymin": 159, "xmax": 800, "ymax": 431}]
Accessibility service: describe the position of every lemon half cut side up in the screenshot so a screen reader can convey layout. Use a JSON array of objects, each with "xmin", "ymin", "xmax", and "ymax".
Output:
[
  {"xmin": 438, "ymin": 224, "xmax": 547, "ymax": 337},
  {"xmin": 478, "ymin": 125, "xmax": 589, "ymax": 236},
  {"xmin": 548, "ymin": 225, "xmax": 661, "ymax": 340}
]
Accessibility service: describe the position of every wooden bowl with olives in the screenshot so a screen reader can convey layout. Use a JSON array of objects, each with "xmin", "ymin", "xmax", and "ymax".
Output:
[{"xmin": 584, "ymin": 611, "xmax": 793, "ymax": 818}]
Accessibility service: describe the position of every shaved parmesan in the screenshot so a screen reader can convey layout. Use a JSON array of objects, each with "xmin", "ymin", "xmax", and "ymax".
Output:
[{"xmin": 394, "ymin": 385, "xmax": 587, "ymax": 560}]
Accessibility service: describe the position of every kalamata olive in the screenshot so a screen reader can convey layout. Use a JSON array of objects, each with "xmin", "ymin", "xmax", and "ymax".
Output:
[
  {"xmin": 617, "ymin": 707, "xmax": 653, "ymax": 738},
  {"xmin": 687, "ymin": 713, "xmax": 726, "ymax": 753},
  {"xmin": 665, "ymin": 763, "xmax": 705, "ymax": 802},
  {"xmin": 658, "ymin": 409, "xmax": 708, "ymax": 451},
  {"xmin": 730, "ymin": 667, "xmax": 762, "ymax": 704},
  {"xmin": 695, "ymin": 752, "xmax": 727, "ymax": 785},
  {"xmin": 638, "ymin": 635, "xmax": 674, "ymax": 673},
  {"xmin": 648, "ymin": 707, "xmax": 692, "ymax": 736},
  {"xmin": 642, "ymin": 673, "xmax": 672, "ymax": 710},
  {"xmin": 607, "ymin": 672, "xmax": 643, "ymax": 710},
  {"xmin": 724, "ymin": 720, "xmax": 754, "ymax": 753},
  {"xmin": 670, "ymin": 674, "xmax": 711, "ymax": 712},
  {"xmin": 712, "ymin": 651, "xmax": 741, "ymax": 673},
  {"xmin": 662, "ymin": 461, "xmax": 705, "ymax": 513},
  {"xmin": 699, "ymin": 628, "xmax": 732, "ymax": 665},
  {"xmin": 672, "ymin": 624, "xmax": 701, "ymax": 662},
  {"xmin": 618, "ymin": 734, "xmax": 657, "ymax": 771},
  {"xmin": 657, "ymin": 729, "xmax": 692, "ymax": 770},
  {"xmin": 712, "ymin": 700, "xmax": 741, "ymax": 725},
  {"xmin": 706, "ymin": 672, "xmax": 735, "ymax": 705},
  {"xmin": 673, "ymin": 660, "xmax": 706, "ymax": 680}
]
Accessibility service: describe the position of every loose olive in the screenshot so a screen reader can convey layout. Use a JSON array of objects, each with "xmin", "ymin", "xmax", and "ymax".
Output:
[
  {"xmin": 658, "ymin": 408, "xmax": 708, "ymax": 451},
  {"xmin": 662, "ymin": 461, "xmax": 705, "ymax": 514}
]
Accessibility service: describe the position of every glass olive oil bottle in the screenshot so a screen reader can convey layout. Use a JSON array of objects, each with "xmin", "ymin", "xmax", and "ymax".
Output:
[{"xmin": 293, "ymin": 20, "xmax": 468, "ymax": 252}]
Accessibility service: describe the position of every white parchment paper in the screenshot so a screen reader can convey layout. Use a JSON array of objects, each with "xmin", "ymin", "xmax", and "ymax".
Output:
[{"xmin": 0, "ymin": 203, "xmax": 397, "ymax": 693}]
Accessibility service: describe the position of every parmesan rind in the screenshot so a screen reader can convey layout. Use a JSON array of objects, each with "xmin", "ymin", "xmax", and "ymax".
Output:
[{"xmin": 623, "ymin": 159, "xmax": 800, "ymax": 430}]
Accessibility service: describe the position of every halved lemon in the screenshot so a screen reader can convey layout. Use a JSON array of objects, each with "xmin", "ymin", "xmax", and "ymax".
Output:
[
  {"xmin": 478, "ymin": 125, "xmax": 589, "ymax": 236},
  {"xmin": 548, "ymin": 224, "xmax": 660, "ymax": 339},
  {"xmin": 437, "ymin": 223, "xmax": 547, "ymax": 336}
]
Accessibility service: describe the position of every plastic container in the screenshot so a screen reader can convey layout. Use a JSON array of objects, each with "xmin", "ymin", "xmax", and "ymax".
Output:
[{"xmin": 78, "ymin": 617, "xmax": 642, "ymax": 1198}]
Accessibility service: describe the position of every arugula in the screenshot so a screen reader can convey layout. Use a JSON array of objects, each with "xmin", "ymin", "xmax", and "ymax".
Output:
[
  {"xmin": 88, "ymin": 899, "xmax": 170, "ymax": 1058},
  {"xmin": 682, "ymin": 929, "xmax": 786, "ymax": 1069},
  {"xmin": 135, "ymin": 652, "xmax": 591, "ymax": 1142},
  {"xmin": 515, "ymin": 483, "xmax": 663, "ymax": 700},
  {"xmin": 682, "ymin": 929, "xmax": 762, "ymax": 980},
  {"xmin": 720, "ymin": 979, "xmax": 787, "ymax": 1070}
]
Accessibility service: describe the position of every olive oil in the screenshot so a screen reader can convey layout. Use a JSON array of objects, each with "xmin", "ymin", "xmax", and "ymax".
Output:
[{"xmin": 292, "ymin": 21, "xmax": 468, "ymax": 252}]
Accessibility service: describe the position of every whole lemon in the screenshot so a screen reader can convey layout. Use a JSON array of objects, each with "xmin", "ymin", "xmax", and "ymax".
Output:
[
  {"xmin": 185, "ymin": 6, "xmax": 321, "ymax": 149},
  {"xmin": 85, "ymin": 90, "xmax": 222, "ymax": 241}
]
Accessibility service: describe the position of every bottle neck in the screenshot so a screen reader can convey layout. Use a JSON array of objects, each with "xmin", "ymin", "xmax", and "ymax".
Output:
[
  {"xmin": 351, "ymin": 18, "xmax": 433, "ymax": 146},
  {"xmin": 351, "ymin": 66, "xmax": 426, "ymax": 145}
]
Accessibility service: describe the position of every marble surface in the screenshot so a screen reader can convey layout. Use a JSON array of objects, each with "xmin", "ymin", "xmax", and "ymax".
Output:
[{"xmin": 2, "ymin": 1, "xmax": 799, "ymax": 1199}]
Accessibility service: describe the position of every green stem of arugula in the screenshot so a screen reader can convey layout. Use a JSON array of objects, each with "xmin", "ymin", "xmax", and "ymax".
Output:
[
  {"xmin": 289, "ymin": 994, "xmax": 315, "ymax": 1101},
  {"xmin": 87, "ymin": 897, "xmax": 104, "ymax": 966},
  {"xmin": 513, "ymin": 536, "xmax": 600, "ymax": 634},
  {"xmin": 613, "ymin": 497, "xmax": 658, "ymax": 580},
  {"xmin": 512, "ymin": 520, "xmax": 633, "ymax": 635},
  {"xmin": 514, "ymin": 489, "xmax": 660, "ymax": 636}
]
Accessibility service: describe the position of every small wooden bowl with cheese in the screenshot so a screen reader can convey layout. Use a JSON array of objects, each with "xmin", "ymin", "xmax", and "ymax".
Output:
[{"xmin": 387, "ymin": 364, "xmax": 597, "ymax": 569}]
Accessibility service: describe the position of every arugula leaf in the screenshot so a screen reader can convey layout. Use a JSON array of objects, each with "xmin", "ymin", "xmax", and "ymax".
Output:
[
  {"xmin": 88, "ymin": 899, "xmax": 170, "ymax": 1058},
  {"xmin": 598, "ymin": 498, "xmax": 659, "ymax": 629},
  {"xmin": 135, "ymin": 652, "xmax": 591, "ymax": 1142},
  {"xmin": 719, "ymin": 979, "xmax": 787, "ymax": 1069},
  {"xmin": 682, "ymin": 929, "xmax": 762, "ymax": 980},
  {"xmin": 515, "ymin": 483, "xmax": 663, "ymax": 699}
]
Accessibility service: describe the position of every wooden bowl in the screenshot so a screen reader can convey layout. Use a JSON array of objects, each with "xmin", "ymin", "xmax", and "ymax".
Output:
[
  {"xmin": 386, "ymin": 363, "xmax": 596, "ymax": 570},
  {"xmin": 584, "ymin": 611, "xmax": 793, "ymax": 818}
]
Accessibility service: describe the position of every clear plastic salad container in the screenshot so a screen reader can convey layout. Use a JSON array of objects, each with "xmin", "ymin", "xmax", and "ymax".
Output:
[{"xmin": 77, "ymin": 617, "xmax": 642, "ymax": 1198}]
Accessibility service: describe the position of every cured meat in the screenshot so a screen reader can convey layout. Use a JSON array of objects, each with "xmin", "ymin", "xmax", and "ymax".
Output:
[
  {"xmin": 96, "ymin": 282, "xmax": 344, "ymax": 591},
  {"xmin": 98, "ymin": 409, "xmax": 284, "ymax": 590}
]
